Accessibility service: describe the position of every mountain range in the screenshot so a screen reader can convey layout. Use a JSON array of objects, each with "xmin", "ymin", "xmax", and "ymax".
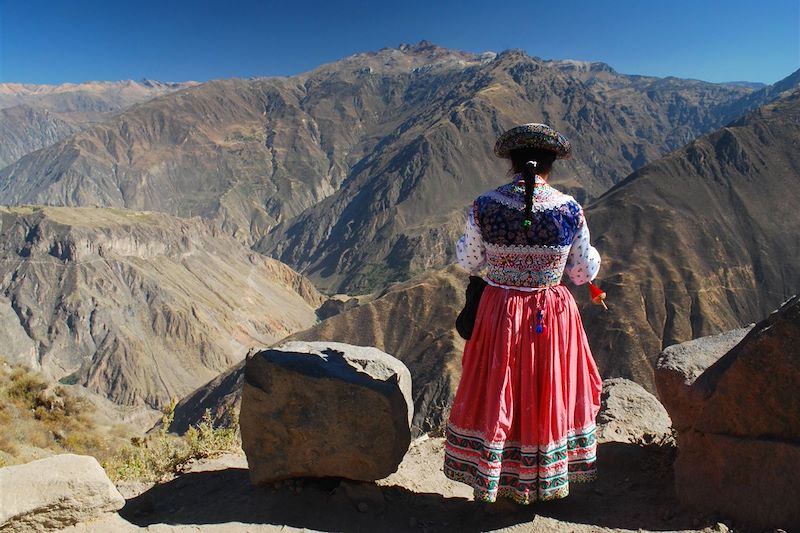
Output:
[
  {"xmin": 581, "ymin": 88, "xmax": 800, "ymax": 389},
  {"xmin": 169, "ymin": 87, "xmax": 800, "ymax": 430},
  {"xmin": 2, "ymin": 42, "xmax": 793, "ymax": 294}
]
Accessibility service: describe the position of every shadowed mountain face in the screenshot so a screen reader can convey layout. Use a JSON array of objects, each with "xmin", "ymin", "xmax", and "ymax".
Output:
[
  {"xmin": 2, "ymin": 43, "xmax": 782, "ymax": 293},
  {"xmin": 0, "ymin": 80, "xmax": 196, "ymax": 168},
  {"xmin": 580, "ymin": 89, "xmax": 800, "ymax": 391},
  {"xmin": 0, "ymin": 206, "xmax": 322, "ymax": 408},
  {"xmin": 714, "ymin": 68, "xmax": 800, "ymax": 125}
]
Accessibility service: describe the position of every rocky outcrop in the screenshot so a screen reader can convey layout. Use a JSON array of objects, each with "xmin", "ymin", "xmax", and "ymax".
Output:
[
  {"xmin": 596, "ymin": 378, "xmax": 672, "ymax": 445},
  {"xmin": 0, "ymin": 454, "xmax": 125, "ymax": 532},
  {"xmin": 289, "ymin": 266, "xmax": 467, "ymax": 435},
  {"xmin": 655, "ymin": 327, "xmax": 752, "ymax": 430},
  {"xmin": 655, "ymin": 296, "xmax": 800, "ymax": 531},
  {"xmin": 240, "ymin": 341, "xmax": 413, "ymax": 484}
]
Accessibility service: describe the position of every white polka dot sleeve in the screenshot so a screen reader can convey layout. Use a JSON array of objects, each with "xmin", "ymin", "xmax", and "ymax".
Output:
[
  {"xmin": 456, "ymin": 207, "xmax": 486, "ymax": 274},
  {"xmin": 564, "ymin": 218, "xmax": 601, "ymax": 285}
]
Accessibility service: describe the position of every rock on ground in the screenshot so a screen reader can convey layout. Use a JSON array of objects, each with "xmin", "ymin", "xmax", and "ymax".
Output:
[
  {"xmin": 0, "ymin": 453, "xmax": 125, "ymax": 532},
  {"xmin": 655, "ymin": 326, "xmax": 752, "ymax": 430},
  {"xmin": 657, "ymin": 295, "xmax": 800, "ymax": 531},
  {"xmin": 240, "ymin": 341, "xmax": 413, "ymax": 484},
  {"xmin": 596, "ymin": 378, "xmax": 673, "ymax": 445}
]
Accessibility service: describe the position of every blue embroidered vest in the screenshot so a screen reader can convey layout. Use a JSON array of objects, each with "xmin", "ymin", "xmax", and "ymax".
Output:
[{"xmin": 473, "ymin": 178, "xmax": 583, "ymax": 287}]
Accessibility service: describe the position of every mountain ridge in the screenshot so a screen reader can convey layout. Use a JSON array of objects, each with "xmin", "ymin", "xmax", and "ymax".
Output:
[{"xmin": 0, "ymin": 79, "xmax": 197, "ymax": 168}]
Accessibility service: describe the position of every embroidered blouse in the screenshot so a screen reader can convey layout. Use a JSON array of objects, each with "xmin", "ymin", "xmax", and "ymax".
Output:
[{"xmin": 456, "ymin": 175, "xmax": 600, "ymax": 288}]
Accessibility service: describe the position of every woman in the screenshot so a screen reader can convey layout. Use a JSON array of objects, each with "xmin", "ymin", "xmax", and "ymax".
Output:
[{"xmin": 445, "ymin": 123, "xmax": 603, "ymax": 504}]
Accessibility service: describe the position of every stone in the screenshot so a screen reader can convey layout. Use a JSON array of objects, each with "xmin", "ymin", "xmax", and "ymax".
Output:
[
  {"xmin": 240, "ymin": 341, "xmax": 413, "ymax": 484},
  {"xmin": 0, "ymin": 454, "xmax": 125, "ymax": 532},
  {"xmin": 659, "ymin": 295, "xmax": 800, "ymax": 531},
  {"xmin": 596, "ymin": 378, "xmax": 673, "ymax": 444},
  {"xmin": 655, "ymin": 326, "xmax": 752, "ymax": 430}
]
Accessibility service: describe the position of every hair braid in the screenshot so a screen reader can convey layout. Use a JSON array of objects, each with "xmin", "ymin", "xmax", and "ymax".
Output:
[{"xmin": 522, "ymin": 160, "xmax": 537, "ymax": 228}]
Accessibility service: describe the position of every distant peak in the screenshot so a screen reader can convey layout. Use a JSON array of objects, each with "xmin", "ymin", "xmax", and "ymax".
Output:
[
  {"xmin": 551, "ymin": 59, "xmax": 616, "ymax": 74},
  {"xmin": 398, "ymin": 40, "xmax": 438, "ymax": 52}
]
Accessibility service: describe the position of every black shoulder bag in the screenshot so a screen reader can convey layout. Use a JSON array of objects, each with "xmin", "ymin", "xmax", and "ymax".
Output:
[{"xmin": 455, "ymin": 275, "xmax": 488, "ymax": 340}]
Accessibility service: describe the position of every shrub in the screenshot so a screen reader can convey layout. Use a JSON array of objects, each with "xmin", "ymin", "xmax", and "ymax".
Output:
[
  {"xmin": 7, "ymin": 369, "xmax": 48, "ymax": 407},
  {"xmin": 102, "ymin": 402, "xmax": 241, "ymax": 482},
  {"xmin": 0, "ymin": 361, "xmax": 117, "ymax": 465}
]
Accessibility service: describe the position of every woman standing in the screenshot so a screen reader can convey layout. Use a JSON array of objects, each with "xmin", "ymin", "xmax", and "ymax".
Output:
[{"xmin": 445, "ymin": 123, "xmax": 603, "ymax": 504}]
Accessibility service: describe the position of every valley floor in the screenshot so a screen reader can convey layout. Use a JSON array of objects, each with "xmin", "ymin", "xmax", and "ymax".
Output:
[{"xmin": 62, "ymin": 437, "xmax": 744, "ymax": 533}]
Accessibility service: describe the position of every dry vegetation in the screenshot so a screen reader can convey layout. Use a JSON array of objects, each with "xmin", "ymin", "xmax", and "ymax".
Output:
[
  {"xmin": 0, "ymin": 359, "xmax": 241, "ymax": 481},
  {"xmin": 102, "ymin": 403, "xmax": 241, "ymax": 482},
  {"xmin": 0, "ymin": 358, "xmax": 125, "ymax": 466}
]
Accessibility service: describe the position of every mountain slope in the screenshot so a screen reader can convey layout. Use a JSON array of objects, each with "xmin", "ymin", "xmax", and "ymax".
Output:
[
  {"xmin": 581, "ymin": 89, "xmax": 800, "ymax": 390},
  {"xmin": 0, "ymin": 80, "xmax": 195, "ymax": 168},
  {"xmin": 0, "ymin": 105, "xmax": 80, "ymax": 168},
  {"xmin": 0, "ymin": 206, "xmax": 322, "ymax": 408}
]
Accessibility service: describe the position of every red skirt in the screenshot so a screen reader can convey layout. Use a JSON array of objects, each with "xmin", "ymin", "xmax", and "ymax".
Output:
[{"xmin": 444, "ymin": 284, "xmax": 602, "ymax": 504}]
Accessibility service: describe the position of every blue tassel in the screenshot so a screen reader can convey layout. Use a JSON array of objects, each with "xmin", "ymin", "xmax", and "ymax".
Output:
[{"xmin": 535, "ymin": 309, "xmax": 545, "ymax": 334}]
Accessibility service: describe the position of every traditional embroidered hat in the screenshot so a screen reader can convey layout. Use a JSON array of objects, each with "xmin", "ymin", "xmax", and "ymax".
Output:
[{"xmin": 494, "ymin": 123, "xmax": 572, "ymax": 159}]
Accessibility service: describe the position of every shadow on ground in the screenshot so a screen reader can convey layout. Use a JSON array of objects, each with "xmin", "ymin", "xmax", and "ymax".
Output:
[{"xmin": 121, "ymin": 442, "xmax": 725, "ymax": 532}]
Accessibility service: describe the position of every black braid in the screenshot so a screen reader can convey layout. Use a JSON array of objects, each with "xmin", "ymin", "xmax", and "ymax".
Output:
[{"xmin": 522, "ymin": 160, "xmax": 537, "ymax": 228}]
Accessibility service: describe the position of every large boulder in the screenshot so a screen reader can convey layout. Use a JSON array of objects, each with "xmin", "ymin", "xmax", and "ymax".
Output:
[
  {"xmin": 0, "ymin": 454, "xmax": 125, "ymax": 532},
  {"xmin": 655, "ymin": 295, "xmax": 800, "ymax": 531},
  {"xmin": 596, "ymin": 378, "xmax": 672, "ymax": 444},
  {"xmin": 655, "ymin": 326, "xmax": 752, "ymax": 430},
  {"xmin": 240, "ymin": 341, "xmax": 413, "ymax": 485}
]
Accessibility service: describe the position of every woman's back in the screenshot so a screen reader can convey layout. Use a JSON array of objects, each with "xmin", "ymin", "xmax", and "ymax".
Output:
[
  {"xmin": 445, "ymin": 123, "xmax": 603, "ymax": 505},
  {"xmin": 457, "ymin": 175, "xmax": 600, "ymax": 288}
]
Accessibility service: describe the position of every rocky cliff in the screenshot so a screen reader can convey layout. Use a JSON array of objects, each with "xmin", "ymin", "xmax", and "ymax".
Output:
[
  {"xmin": 656, "ymin": 296, "xmax": 800, "ymax": 530},
  {"xmin": 0, "ymin": 206, "xmax": 321, "ymax": 408}
]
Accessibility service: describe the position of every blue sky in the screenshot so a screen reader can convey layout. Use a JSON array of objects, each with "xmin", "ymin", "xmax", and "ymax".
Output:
[{"xmin": 1, "ymin": 0, "xmax": 798, "ymax": 85}]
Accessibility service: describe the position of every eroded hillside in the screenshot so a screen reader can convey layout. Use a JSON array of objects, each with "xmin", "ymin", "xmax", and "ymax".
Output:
[{"xmin": 0, "ymin": 206, "xmax": 321, "ymax": 408}]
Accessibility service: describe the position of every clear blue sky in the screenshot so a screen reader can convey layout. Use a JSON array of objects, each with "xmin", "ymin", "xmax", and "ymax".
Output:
[{"xmin": 1, "ymin": 0, "xmax": 798, "ymax": 85}]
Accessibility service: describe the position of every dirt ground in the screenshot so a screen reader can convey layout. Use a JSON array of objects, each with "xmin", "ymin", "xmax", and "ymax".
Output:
[{"xmin": 62, "ymin": 436, "xmax": 758, "ymax": 533}]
